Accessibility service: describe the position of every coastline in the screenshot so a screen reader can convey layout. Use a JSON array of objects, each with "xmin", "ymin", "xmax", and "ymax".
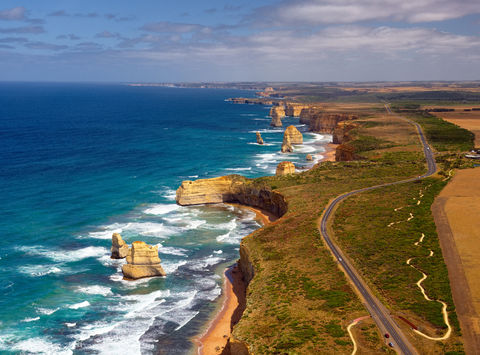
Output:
[
  {"xmin": 194, "ymin": 139, "xmax": 332, "ymax": 354},
  {"xmin": 194, "ymin": 206, "xmax": 275, "ymax": 355},
  {"xmin": 321, "ymin": 143, "xmax": 338, "ymax": 162}
]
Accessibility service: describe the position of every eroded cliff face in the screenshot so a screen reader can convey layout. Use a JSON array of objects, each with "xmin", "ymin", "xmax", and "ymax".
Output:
[
  {"xmin": 299, "ymin": 107, "xmax": 357, "ymax": 134},
  {"xmin": 176, "ymin": 175, "xmax": 287, "ymax": 217},
  {"xmin": 332, "ymin": 122, "xmax": 357, "ymax": 144},
  {"xmin": 284, "ymin": 103, "xmax": 308, "ymax": 117}
]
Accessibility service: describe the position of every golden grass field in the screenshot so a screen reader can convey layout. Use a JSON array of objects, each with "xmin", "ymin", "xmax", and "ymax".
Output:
[{"xmin": 433, "ymin": 168, "xmax": 480, "ymax": 354}]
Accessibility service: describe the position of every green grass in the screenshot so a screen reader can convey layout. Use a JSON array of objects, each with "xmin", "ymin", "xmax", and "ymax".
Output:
[
  {"xmin": 393, "ymin": 109, "xmax": 474, "ymax": 152},
  {"xmin": 333, "ymin": 178, "xmax": 463, "ymax": 353}
]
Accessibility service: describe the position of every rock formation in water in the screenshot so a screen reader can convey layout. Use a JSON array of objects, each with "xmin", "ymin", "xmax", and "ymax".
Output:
[
  {"xmin": 176, "ymin": 175, "xmax": 288, "ymax": 217},
  {"xmin": 276, "ymin": 161, "xmax": 295, "ymax": 175},
  {"xmin": 284, "ymin": 125, "xmax": 303, "ymax": 144},
  {"xmin": 111, "ymin": 233, "xmax": 129, "ymax": 259},
  {"xmin": 306, "ymin": 154, "xmax": 313, "ymax": 161},
  {"xmin": 256, "ymin": 132, "xmax": 264, "ymax": 145},
  {"xmin": 121, "ymin": 241, "xmax": 166, "ymax": 280},
  {"xmin": 270, "ymin": 115, "xmax": 282, "ymax": 127},
  {"xmin": 270, "ymin": 106, "xmax": 285, "ymax": 118},
  {"xmin": 281, "ymin": 135, "xmax": 293, "ymax": 153}
]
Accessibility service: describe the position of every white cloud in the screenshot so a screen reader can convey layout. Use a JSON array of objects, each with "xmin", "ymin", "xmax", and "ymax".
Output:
[{"xmin": 263, "ymin": 0, "xmax": 480, "ymax": 24}]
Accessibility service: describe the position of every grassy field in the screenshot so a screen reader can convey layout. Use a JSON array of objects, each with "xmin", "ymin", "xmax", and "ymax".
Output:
[
  {"xmin": 229, "ymin": 104, "xmax": 469, "ymax": 354},
  {"xmin": 333, "ymin": 178, "xmax": 464, "ymax": 354}
]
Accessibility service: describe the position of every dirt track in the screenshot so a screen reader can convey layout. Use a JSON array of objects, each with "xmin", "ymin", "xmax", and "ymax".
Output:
[{"xmin": 432, "ymin": 168, "xmax": 480, "ymax": 354}]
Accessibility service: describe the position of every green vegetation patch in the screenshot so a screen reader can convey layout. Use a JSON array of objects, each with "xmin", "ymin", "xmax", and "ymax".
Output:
[{"xmin": 333, "ymin": 177, "xmax": 463, "ymax": 353}]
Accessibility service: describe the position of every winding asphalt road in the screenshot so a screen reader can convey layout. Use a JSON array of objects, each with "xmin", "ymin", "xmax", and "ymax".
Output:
[{"xmin": 318, "ymin": 105, "xmax": 437, "ymax": 355}]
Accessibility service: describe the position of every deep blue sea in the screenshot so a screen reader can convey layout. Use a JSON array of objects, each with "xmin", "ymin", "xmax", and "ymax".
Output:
[{"xmin": 0, "ymin": 83, "xmax": 330, "ymax": 354}]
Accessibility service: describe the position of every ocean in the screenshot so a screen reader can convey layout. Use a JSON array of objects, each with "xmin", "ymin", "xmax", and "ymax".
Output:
[{"xmin": 0, "ymin": 83, "xmax": 330, "ymax": 354}]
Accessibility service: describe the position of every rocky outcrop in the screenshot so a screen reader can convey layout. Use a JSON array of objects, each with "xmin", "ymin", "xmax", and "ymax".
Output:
[
  {"xmin": 256, "ymin": 132, "xmax": 264, "ymax": 145},
  {"xmin": 281, "ymin": 135, "xmax": 293, "ymax": 153},
  {"xmin": 285, "ymin": 104, "xmax": 308, "ymax": 117},
  {"xmin": 276, "ymin": 161, "xmax": 295, "ymax": 175},
  {"xmin": 270, "ymin": 115, "xmax": 282, "ymax": 127},
  {"xmin": 121, "ymin": 241, "xmax": 166, "ymax": 280},
  {"xmin": 299, "ymin": 107, "xmax": 357, "ymax": 134},
  {"xmin": 176, "ymin": 175, "xmax": 288, "ymax": 218},
  {"xmin": 335, "ymin": 144, "xmax": 357, "ymax": 161},
  {"xmin": 270, "ymin": 106, "xmax": 285, "ymax": 119},
  {"xmin": 111, "ymin": 233, "xmax": 129, "ymax": 259},
  {"xmin": 306, "ymin": 154, "xmax": 313, "ymax": 161},
  {"xmin": 333, "ymin": 122, "xmax": 357, "ymax": 144},
  {"xmin": 284, "ymin": 125, "xmax": 303, "ymax": 144},
  {"xmin": 299, "ymin": 107, "xmax": 322, "ymax": 124}
]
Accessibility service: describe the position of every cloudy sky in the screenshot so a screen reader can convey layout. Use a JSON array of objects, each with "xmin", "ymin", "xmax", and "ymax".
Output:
[{"xmin": 0, "ymin": 0, "xmax": 479, "ymax": 82}]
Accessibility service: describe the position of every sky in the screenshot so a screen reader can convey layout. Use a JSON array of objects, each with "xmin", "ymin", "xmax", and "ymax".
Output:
[{"xmin": 0, "ymin": 0, "xmax": 479, "ymax": 82}]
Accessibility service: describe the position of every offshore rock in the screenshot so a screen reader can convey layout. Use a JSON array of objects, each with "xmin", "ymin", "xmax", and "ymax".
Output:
[
  {"xmin": 121, "ymin": 241, "xmax": 166, "ymax": 280},
  {"xmin": 276, "ymin": 161, "xmax": 295, "ymax": 176},
  {"xmin": 256, "ymin": 132, "xmax": 264, "ymax": 145},
  {"xmin": 270, "ymin": 106, "xmax": 285, "ymax": 119},
  {"xmin": 284, "ymin": 125, "xmax": 303, "ymax": 144},
  {"xmin": 281, "ymin": 135, "xmax": 293, "ymax": 153},
  {"xmin": 306, "ymin": 154, "xmax": 313, "ymax": 161},
  {"xmin": 111, "ymin": 233, "xmax": 129, "ymax": 259},
  {"xmin": 175, "ymin": 175, "xmax": 288, "ymax": 217},
  {"xmin": 270, "ymin": 115, "xmax": 282, "ymax": 127}
]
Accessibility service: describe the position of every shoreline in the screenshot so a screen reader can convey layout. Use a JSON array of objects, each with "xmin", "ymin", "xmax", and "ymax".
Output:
[
  {"xmin": 321, "ymin": 143, "xmax": 338, "ymax": 162},
  {"xmin": 194, "ymin": 139, "xmax": 332, "ymax": 355},
  {"xmin": 194, "ymin": 206, "xmax": 275, "ymax": 355}
]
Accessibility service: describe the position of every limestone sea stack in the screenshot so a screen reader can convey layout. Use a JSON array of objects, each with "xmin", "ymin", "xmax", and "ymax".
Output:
[
  {"xmin": 269, "ymin": 106, "xmax": 285, "ymax": 127},
  {"xmin": 276, "ymin": 161, "xmax": 295, "ymax": 175},
  {"xmin": 256, "ymin": 132, "xmax": 264, "ymax": 145},
  {"xmin": 284, "ymin": 125, "xmax": 303, "ymax": 144},
  {"xmin": 281, "ymin": 135, "xmax": 293, "ymax": 153},
  {"xmin": 111, "ymin": 233, "xmax": 129, "ymax": 259},
  {"xmin": 306, "ymin": 154, "xmax": 313, "ymax": 161},
  {"xmin": 121, "ymin": 241, "xmax": 166, "ymax": 280}
]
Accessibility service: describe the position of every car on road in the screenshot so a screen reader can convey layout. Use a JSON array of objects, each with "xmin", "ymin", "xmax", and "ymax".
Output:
[
  {"xmin": 384, "ymin": 333, "xmax": 390, "ymax": 338},
  {"xmin": 388, "ymin": 342, "xmax": 394, "ymax": 347}
]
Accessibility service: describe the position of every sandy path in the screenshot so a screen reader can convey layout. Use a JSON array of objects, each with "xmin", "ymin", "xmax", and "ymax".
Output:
[
  {"xmin": 432, "ymin": 168, "xmax": 480, "ymax": 354},
  {"xmin": 406, "ymin": 233, "xmax": 452, "ymax": 341}
]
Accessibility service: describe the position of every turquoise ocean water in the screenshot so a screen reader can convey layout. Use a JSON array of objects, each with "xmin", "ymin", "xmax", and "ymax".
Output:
[{"xmin": 0, "ymin": 83, "xmax": 330, "ymax": 354}]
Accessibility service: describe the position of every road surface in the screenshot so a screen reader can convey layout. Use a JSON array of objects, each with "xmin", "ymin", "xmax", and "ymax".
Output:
[{"xmin": 318, "ymin": 105, "xmax": 437, "ymax": 355}]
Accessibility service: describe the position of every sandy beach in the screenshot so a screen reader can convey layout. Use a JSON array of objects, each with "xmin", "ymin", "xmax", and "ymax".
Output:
[
  {"xmin": 322, "ymin": 143, "xmax": 338, "ymax": 162},
  {"xmin": 195, "ymin": 206, "xmax": 275, "ymax": 355}
]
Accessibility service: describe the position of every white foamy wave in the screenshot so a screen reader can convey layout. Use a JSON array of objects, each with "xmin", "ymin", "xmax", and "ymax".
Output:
[
  {"xmin": 19, "ymin": 245, "xmax": 109, "ymax": 263},
  {"xmin": 160, "ymin": 188, "xmax": 177, "ymax": 201},
  {"xmin": 253, "ymin": 118, "xmax": 270, "ymax": 121},
  {"xmin": 216, "ymin": 232, "xmax": 231, "ymax": 242},
  {"xmin": 247, "ymin": 142, "xmax": 275, "ymax": 146},
  {"xmin": 225, "ymin": 167, "xmax": 252, "ymax": 171},
  {"xmin": 76, "ymin": 285, "xmax": 113, "ymax": 297},
  {"xmin": 188, "ymin": 175, "xmax": 199, "ymax": 178},
  {"xmin": 69, "ymin": 301, "xmax": 90, "ymax": 310},
  {"xmin": 124, "ymin": 222, "xmax": 179, "ymax": 237},
  {"xmin": 295, "ymin": 145, "xmax": 316, "ymax": 153},
  {"xmin": 214, "ymin": 219, "xmax": 237, "ymax": 231},
  {"xmin": 88, "ymin": 223, "xmax": 124, "ymax": 239},
  {"xmin": 122, "ymin": 289, "xmax": 170, "ymax": 318},
  {"xmin": 188, "ymin": 255, "xmax": 225, "ymax": 271},
  {"xmin": 181, "ymin": 219, "xmax": 206, "ymax": 230},
  {"xmin": 0, "ymin": 337, "xmax": 73, "ymax": 355},
  {"xmin": 162, "ymin": 260, "xmax": 188, "ymax": 274},
  {"xmin": 248, "ymin": 128, "xmax": 282, "ymax": 134},
  {"xmin": 213, "ymin": 250, "xmax": 223, "ymax": 254},
  {"xmin": 156, "ymin": 243, "xmax": 188, "ymax": 256},
  {"xmin": 65, "ymin": 323, "xmax": 76, "ymax": 328},
  {"xmin": 18, "ymin": 265, "xmax": 63, "ymax": 277},
  {"xmin": 22, "ymin": 317, "xmax": 40, "ymax": 322},
  {"xmin": 36, "ymin": 307, "xmax": 59, "ymax": 315},
  {"xmin": 143, "ymin": 204, "xmax": 180, "ymax": 215}
]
